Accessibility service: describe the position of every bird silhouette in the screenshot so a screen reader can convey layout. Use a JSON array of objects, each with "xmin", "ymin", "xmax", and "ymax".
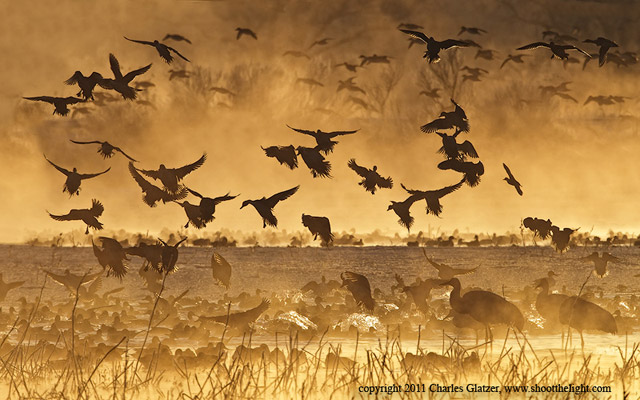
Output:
[
  {"xmin": 168, "ymin": 69, "xmax": 190, "ymax": 80},
  {"xmin": 438, "ymin": 160, "xmax": 484, "ymax": 187},
  {"xmin": 163, "ymin": 33, "xmax": 192, "ymax": 44},
  {"xmin": 458, "ymin": 26, "xmax": 487, "ymax": 35},
  {"xmin": 262, "ymin": 145, "xmax": 298, "ymax": 169},
  {"xmin": 398, "ymin": 275, "xmax": 442, "ymax": 313},
  {"xmin": 387, "ymin": 195, "xmax": 422, "ymax": 232},
  {"xmin": 475, "ymin": 49, "xmax": 497, "ymax": 60},
  {"xmin": 500, "ymin": 54, "xmax": 528, "ymax": 69},
  {"xmin": 296, "ymin": 78, "xmax": 324, "ymax": 87},
  {"xmin": 359, "ymin": 54, "xmax": 392, "ymax": 66},
  {"xmin": 100, "ymin": 53, "xmax": 151, "ymax": 100},
  {"xmin": 70, "ymin": 139, "xmax": 137, "ymax": 161},
  {"xmin": 210, "ymin": 252, "xmax": 232, "ymax": 288},
  {"xmin": 136, "ymin": 153, "xmax": 206, "ymax": 193},
  {"xmin": 550, "ymin": 226, "xmax": 577, "ymax": 253},
  {"xmin": 0, "ymin": 273, "xmax": 25, "ymax": 302},
  {"xmin": 23, "ymin": 96, "xmax": 83, "ymax": 116},
  {"xmin": 48, "ymin": 199, "xmax": 104, "ymax": 234},
  {"xmin": 287, "ymin": 124, "xmax": 358, "ymax": 154},
  {"xmin": 582, "ymin": 252, "xmax": 621, "ymax": 277},
  {"xmin": 283, "ymin": 50, "xmax": 311, "ymax": 59},
  {"xmin": 128, "ymin": 162, "xmax": 188, "ymax": 207},
  {"xmin": 522, "ymin": 217, "xmax": 554, "ymax": 240},
  {"xmin": 301, "ymin": 214, "xmax": 333, "ymax": 244},
  {"xmin": 340, "ymin": 271, "xmax": 374, "ymax": 311},
  {"xmin": 420, "ymin": 99, "xmax": 469, "ymax": 133},
  {"xmin": 240, "ymin": 186, "xmax": 299, "ymax": 228},
  {"xmin": 399, "ymin": 29, "xmax": 470, "ymax": 63},
  {"xmin": 347, "ymin": 159, "xmax": 393, "ymax": 194},
  {"xmin": 201, "ymin": 299, "xmax": 270, "ymax": 330},
  {"xmin": 187, "ymin": 188, "xmax": 237, "ymax": 224},
  {"xmin": 583, "ymin": 37, "xmax": 618, "ymax": 67},
  {"xmin": 45, "ymin": 269, "xmax": 102, "ymax": 292},
  {"xmin": 398, "ymin": 23, "xmax": 424, "ymax": 30},
  {"xmin": 127, "ymin": 242, "xmax": 163, "ymax": 272},
  {"xmin": 296, "ymin": 146, "xmax": 332, "ymax": 178},
  {"xmin": 534, "ymin": 277, "xmax": 569, "ymax": 328},
  {"xmin": 441, "ymin": 278, "xmax": 524, "ymax": 341},
  {"xmin": 552, "ymin": 92, "xmax": 578, "ymax": 103},
  {"xmin": 93, "ymin": 237, "xmax": 129, "ymax": 279},
  {"xmin": 236, "ymin": 27, "xmax": 257, "ymax": 40},
  {"xmin": 433, "ymin": 130, "xmax": 478, "ymax": 161},
  {"xmin": 173, "ymin": 200, "xmax": 206, "ymax": 228},
  {"xmin": 158, "ymin": 237, "xmax": 187, "ymax": 274},
  {"xmin": 400, "ymin": 179, "xmax": 464, "ymax": 217},
  {"xmin": 337, "ymin": 77, "xmax": 366, "ymax": 94},
  {"xmin": 124, "ymin": 37, "xmax": 190, "ymax": 64},
  {"xmin": 503, "ymin": 163, "xmax": 523, "ymax": 196},
  {"xmin": 423, "ymin": 250, "xmax": 477, "ymax": 280},
  {"xmin": 517, "ymin": 41, "xmax": 591, "ymax": 60},
  {"xmin": 419, "ymin": 88, "xmax": 441, "ymax": 99},
  {"xmin": 64, "ymin": 71, "xmax": 105, "ymax": 100},
  {"xmin": 335, "ymin": 62, "xmax": 362, "ymax": 72},
  {"xmin": 44, "ymin": 155, "xmax": 110, "ymax": 196},
  {"xmin": 583, "ymin": 95, "xmax": 616, "ymax": 106},
  {"xmin": 309, "ymin": 37, "xmax": 333, "ymax": 49},
  {"xmin": 559, "ymin": 296, "xmax": 616, "ymax": 349}
]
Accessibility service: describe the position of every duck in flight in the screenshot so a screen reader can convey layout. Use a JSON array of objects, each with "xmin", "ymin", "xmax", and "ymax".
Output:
[
  {"xmin": 582, "ymin": 252, "xmax": 621, "ymax": 277},
  {"xmin": 347, "ymin": 159, "xmax": 393, "ymax": 194},
  {"xmin": 262, "ymin": 145, "xmax": 298, "ymax": 169},
  {"xmin": 502, "ymin": 163, "xmax": 523, "ymax": 196},
  {"xmin": 187, "ymin": 188, "xmax": 237, "ymax": 223},
  {"xmin": 516, "ymin": 41, "xmax": 591, "ymax": 60},
  {"xmin": 400, "ymin": 179, "xmax": 464, "ymax": 217},
  {"xmin": 44, "ymin": 154, "xmax": 110, "ymax": 196},
  {"xmin": 48, "ymin": 199, "xmax": 105, "ymax": 234},
  {"xmin": 136, "ymin": 153, "xmax": 206, "ymax": 193},
  {"xmin": 399, "ymin": 29, "xmax": 470, "ymax": 63},
  {"xmin": 100, "ymin": 53, "xmax": 151, "ymax": 100},
  {"xmin": 433, "ymin": 129, "xmax": 478, "ymax": 161},
  {"xmin": 422, "ymin": 249, "xmax": 477, "ymax": 280},
  {"xmin": 64, "ymin": 71, "xmax": 105, "ymax": 100},
  {"xmin": 309, "ymin": 37, "xmax": 333, "ymax": 49},
  {"xmin": 500, "ymin": 54, "xmax": 528, "ymax": 69},
  {"xmin": 438, "ymin": 160, "xmax": 484, "ymax": 187},
  {"xmin": 70, "ymin": 139, "xmax": 137, "ymax": 161},
  {"xmin": 387, "ymin": 194, "xmax": 422, "ymax": 232},
  {"xmin": 287, "ymin": 124, "xmax": 358, "ymax": 154},
  {"xmin": 458, "ymin": 26, "xmax": 487, "ymax": 35},
  {"xmin": 163, "ymin": 33, "xmax": 192, "ymax": 44},
  {"xmin": 240, "ymin": 186, "xmax": 299, "ymax": 228},
  {"xmin": 583, "ymin": 37, "xmax": 618, "ymax": 67},
  {"xmin": 124, "ymin": 37, "xmax": 190, "ymax": 64},
  {"xmin": 23, "ymin": 96, "xmax": 83, "ymax": 116},
  {"xmin": 128, "ymin": 162, "xmax": 188, "ymax": 207},
  {"xmin": 93, "ymin": 237, "xmax": 129, "ymax": 279},
  {"xmin": 420, "ymin": 99, "xmax": 469, "ymax": 133},
  {"xmin": 236, "ymin": 27, "xmax": 257, "ymax": 40},
  {"xmin": 296, "ymin": 146, "xmax": 332, "ymax": 178},
  {"xmin": 174, "ymin": 200, "xmax": 206, "ymax": 229}
]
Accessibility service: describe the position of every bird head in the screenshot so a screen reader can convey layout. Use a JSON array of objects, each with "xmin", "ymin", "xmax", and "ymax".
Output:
[
  {"xmin": 158, "ymin": 164, "xmax": 167, "ymax": 171},
  {"xmin": 240, "ymin": 200, "xmax": 251, "ymax": 209},
  {"xmin": 386, "ymin": 203, "xmax": 395, "ymax": 211},
  {"xmin": 72, "ymin": 167, "xmax": 78, "ymax": 173},
  {"xmin": 372, "ymin": 165, "xmax": 378, "ymax": 171}
]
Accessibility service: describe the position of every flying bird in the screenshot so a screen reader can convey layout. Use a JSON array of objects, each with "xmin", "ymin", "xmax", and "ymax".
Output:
[
  {"xmin": 296, "ymin": 146, "xmax": 332, "ymax": 178},
  {"xmin": 400, "ymin": 179, "xmax": 465, "ymax": 217},
  {"xmin": 500, "ymin": 54, "xmax": 528, "ymax": 69},
  {"xmin": 156, "ymin": 237, "xmax": 187, "ymax": 274},
  {"xmin": 309, "ymin": 37, "xmax": 333, "ymax": 49},
  {"xmin": 523, "ymin": 217, "xmax": 554, "ymax": 240},
  {"xmin": 433, "ymin": 130, "xmax": 478, "ymax": 161},
  {"xmin": 93, "ymin": 237, "xmax": 129, "ymax": 279},
  {"xmin": 23, "ymin": 96, "xmax": 83, "ymax": 116},
  {"xmin": 582, "ymin": 252, "xmax": 621, "ymax": 277},
  {"xmin": 335, "ymin": 62, "xmax": 362, "ymax": 72},
  {"xmin": 502, "ymin": 163, "xmax": 523, "ymax": 196},
  {"xmin": 516, "ymin": 41, "xmax": 591, "ymax": 60},
  {"xmin": 100, "ymin": 53, "xmax": 151, "ymax": 100},
  {"xmin": 168, "ymin": 69, "xmax": 190, "ymax": 80},
  {"xmin": 236, "ymin": 27, "xmax": 257, "ymax": 40},
  {"xmin": 45, "ymin": 269, "xmax": 102, "ymax": 293},
  {"xmin": 48, "ymin": 199, "xmax": 105, "ymax": 234},
  {"xmin": 438, "ymin": 160, "xmax": 484, "ymax": 187},
  {"xmin": 359, "ymin": 54, "xmax": 392, "ymax": 66},
  {"xmin": 337, "ymin": 77, "xmax": 366, "ymax": 94},
  {"xmin": 347, "ymin": 159, "xmax": 393, "ymax": 194},
  {"xmin": 398, "ymin": 23, "xmax": 424, "ymax": 30},
  {"xmin": 283, "ymin": 50, "xmax": 311, "ymax": 60},
  {"xmin": 423, "ymin": 250, "xmax": 477, "ymax": 280},
  {"xmin": 262, "ymin": 145, "xmax": 298, "ymax": 169},
  {"xmin": 550, "ymin": 226, "xmax": 577, "ymax": 253},
  {"xmin": 44, "ymin": 155, "xmax": 110, "ymax": 196},
  {"xmin": 163, "ymin": 33, "xmax": 192, "ymax": 44},
  {"xmin": 174, "ymin": 200, "xmax": 206, "ymax": 228},
  {"xmin": 301, "ymin": 214, "xmax": 333, "ymax": 244},
  {"xmin": 124, "ymin": 37, "xmax": 190, "ymax": 64},
  {"xmin": 70, "ymin": 139, "xmax": 137, "ymax": 161},
  {"xmin": 399, "ymin": 29, "xmax": 470, "ymax": 63},
  {"xmin": 475, "ymin": 49, "xmax": 497, "ymax": 60},
  {"xmin": 240, "ymin": 186, "xmax": 299, "ymax": 228},
  {"xmin": 419, "ymin": 88, "xmax": 441, "ymax": 99},
  {"xmin": 64, "ymin": 71, "xmax": 105, "ymax": 100},
  {"xmin": 387, "ymin": 195, "xmax": 422, "ymax": 232},
  {"xmin": 420, "ymin": 99, "xmax": 469, "ymax": 133},
  {"xmin": 200, "ymin": 299, "xmax": 270, "ymax": 330},
  {"xmin": 287, "ymin": 124, "xmax": 358, "ymax": 154},
  {"xmin": 128, "ymin": 162, "xmax": 188, "ymax": 207},
  {"xmin": 136, "ymin": 153, "xmax": 206, "ymax": 193},
  {"xmin": 340, "ymin": 271, "xmax": 375, "ymax": 311},
  {"xmin": 187, "ymin": 188, "xmax": 237, "ymax": 224},
  {"xmin": 583, "ymin": 37, "xmax": 618, "ymax": 67},
  {"xmin": 209, "ymin": 86, "xmax": 236, "ymax": 96},
  {"xmin": 552, "ymin": 92, "xmax": 578, "ymax": 103},
  {"xmin": 458, "ymin": 26, "xmax": 487, "ymax": 35}
]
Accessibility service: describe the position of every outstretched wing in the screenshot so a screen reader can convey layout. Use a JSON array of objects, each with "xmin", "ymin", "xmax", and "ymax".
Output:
[
  {"xmin": 326, "ymin": 129, "xmax": 359, "ymax": 138},
  {"xmin": 70, "ymin": 139, "xmax": 102, "ymax": 145},
  {"xmin": 517, "ymin": 42, "xmax": 550, "ymax": 51},
  {"xmin": 432, "ymin": 178, "xmax": 465, "ymax": 198},
  {"xmin": 129, "ymin": 162, "xmax": 156, "ymax": 191},
  {"xmin": 266, "ymin": 185, "xmax": 299, "ymax": 208},
  {"xmin": 24, "ymin": 96, "xmax": 56, "ymax": 104},
  {"xmin": 167, "ymin": 45, "xmax": 190, "ymax": 62},
  {"xmin": 378, "ymin": 175, "xmax": 393, "ymax": 189},
  {"xmin": 561, "ymin": 44, "xmax": 591, "ymax": 57},
  {"xmin": 286, "ymin": 124, "xmax": 316, "ymax": 137},
  {"xmin": 123, "ymin": 63, "xmax": 152, "ymax": 82},
  {"xmin": 458, "ymin": 141, "xmax": 478, "ymax": 158},
  {"xmin": 79, "ymin": 167, "xmax": 111, "ymax": 180},
  {"xmin": 174, "ymin": 153, "xmax": 207, "ymax": 179},
  {"xmin": 44, "ymin": 155, "xmax": 71, "ymax": 176},
  {"xmin": 64, "ymin": 71, "xmax": 82, "ymax": 85},
  {"xmin": 124, "ymin": 36, "xmax": 155, "ymax": 46},
  {"xmin": 399, "ymin": 29, "xmax": 429, "ymax": 43},
  {"xmin": 113, "ymin": 146, "xmax": 138, "ymax": 162},
  {"xmin": 420, "ymin": 118, "xmax": 452, "ymax": 133},
  {"xmin": 439, "ymin": 39, "xmax": 471, "ymax": 49},
  {"xmin": 187, "ymin": 188, "xmax": 204, "ymax": 198},
  {"xmin": 400, "ymin": 183, "xmax": 424, "ymax": 196},
  {"xmin": 503, "ymin": 163, "xmax": 515, "ymax": 180},
  {"xmin": 213, "ymin": 193, "xmax": 238, "ymax": 204},
  {"xmin": 49, "ymin": 211, "xmax": 76, "ymax": 221},
  {"xmin": 109, "ymin": 53, "xmax": 124, "ymax": 79},
  {"xmin": 347, "ymin": 159, "xmax": 369, "ymax": 177}
]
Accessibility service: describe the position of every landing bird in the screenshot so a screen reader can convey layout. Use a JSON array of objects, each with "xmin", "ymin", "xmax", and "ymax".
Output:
[
  {"xmin": 48, "ymin": 199, "xmax": 104, "ymax": 234},
  {"xmin": 522, "ymin": 217, "xmax": 554, "ymax": 240},
  {"xmin": 582, "ymin": 252, "xmax": 621, "ymax": 278},
  {"xmin": 70, "ymin": 139, "xmax": 137, "ymax": 161},
  {"xmin": 553, "ymin": 93, "xmax": 578, "ymax": 103},
  {"xmin": 438, "ymin": 160, "xmax": 484, "ymax": 187},
  {"xmin": 240, "ymin": 185, "xmax": 299, "ymax": 228},
  {"xmin": 359, "ymin": 54, "xmax": 392, "ymax": 66},
  {"xmin": 387, "ymin": 194, "xmax": 422, "ymax": 232},
  {"xmin": 337, "ymin": 77, "xmax": 365, "ymax": 94},
  {"xmin": 475, "ymin": 49, "xmax": 497, "ymax": 60},
  {"xmin": 458, "ymin": 26, "xmax": 487, "ymax": 35},
  {"xmin": 174, "ymin": 200, "xmax": 206, "ymax": 228},
  {"xmin": 550, "ymin": 226, "xmax": 577, "ymax": 253},
  {"xmin": 500, "ymin": 54, "xmax": 527, "ymax": 69},
  {"xmin": 583, "ymin": 37, "xmax": 618, "ymax": 67},
  {"xmin": 93, "ymin": 237, "xmax": 129, "ymax": 279},
  {"xmin": 45, "ymin": 269, "xmax": 102, "ymax": 292},
  {"xmin": 559, "ymin": 296, "xmax": 616, "ymax": 349},
  {"xmin": 23, "ymin": 96, "xmax": 83, "ymax": 116},
  {"xmin": 210, "ymin": 252, "xmax": 231, "ymax": 288},
  {"xmin": 502, "ymin": 163, "xmax": 523, "ymax": 196},
  {"xmin": 309, "ymin": 37, "xmax": 333, "ymax": 49},
  {"xmin": 100, "ymin": 53, "xmax": 151, "ymax": 100},
  {"xmin": 236, "ymin": 27, "xmax": 257, "ymax": 40},
  {"xmin": 301, "ymin": 214, "xmax": 333, "ymax": 244},
  {"xmin": 136, "ymin": 153, "xmax": 206, "ymax": 193},
  {"xmin": 64, "ymin": 71, "xmax": 105, "ymax": 100},
  {"xmin": 335, "ymin": 62, "xmax": 362, "ymax": 72},
  {"xmin": 347, "ymin": 159, "xmax": 393, "ymax": 194},
  {"xmin": 158, "ymin": 237, "xmax": 187, "ymax": 274},
  {"xmin": 399, "ymin": 276, "xmax": 442, "ymax": 313},
  {"xmin": 584, "ymin": 95, "xmax": 616, "ymax": 106},
  {"xmin": 283, "ymin": 50, "xmax": 311, "ymax": 59},
  {"xmin": 287, "ymin": 124, "xmax": 358, "ymax": 154},
  {"xmin": 539, "ymin": 81, "xmax": 572, "ymax": 96},
  {"xmin": 341, "ymin": 271, "xmax": 374, "ymax": 311},
  {"xmin": 201, "ymin": 299, "xmax": 270, "ymax": 330},
  {"xmin": 400, "ymin": 179, "xmax": 464, "ymax": 217},
  {"xmin": 163, "ymin": 33, "xmax": 192, "ymax": 44},
  {"xmin": 399, "ymin": 29, "xmax": 470, "ymax": 63},
  {"xmin": 124, "ymin": 37, "xmax": 190, "ymax": 64},
  {"xmin": 441, "ymin": 278, "xmax": 525, "ymax": 341},
  {"xmin": 44, "ymin": 155, "xmax": 110, "ymax": 196},
  {"xmin": 423, "ymin": 249, "xmax": 477, "ymax": 280},
  {"xmin": 0, "ymin": 274, "xmax": 25, "ymax": 302},
  {"xmin": 128, "ymin": 162, "xmax": 188, "ymax": 207},
  {"xmin": 534, "ymin": 277, "xmax": 569, "ymax": 328},
  {"xmin": 187, "ymin": 188, "xmax": 237, "ymax": 224},
  {"xmin": 419, "ymin": 88, "xmax": 441, "ymax": 99},
  {"xmin": 297, "ymin": 146, "xmax": 332, "ymax": 178},
  {"xmin": 127, "ymin": 242, "xmax": 163, "ymax": 272},
  {"xmin": 433, "ymin": 130, "xmax": 478, "ymax": 161},
  {"xmin": 262, "ymin": 145, "xmax": 298, "ymax": 169},
  {"xmin": 516, "ymin": 41, "xmax": 591, "ymax": 60},
  {"xmin": 168, "ymin": 69, "xmax": 190, "ymax": 80},
  {"xmin": 420, "ymin": 99, "xmax": 469, "ymax": 133}
]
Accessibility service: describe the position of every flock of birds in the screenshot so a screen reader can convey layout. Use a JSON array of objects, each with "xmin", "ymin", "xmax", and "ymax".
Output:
[{"xmin": 18, "ymin": 20, "xmax": 638, "ymax": 350}]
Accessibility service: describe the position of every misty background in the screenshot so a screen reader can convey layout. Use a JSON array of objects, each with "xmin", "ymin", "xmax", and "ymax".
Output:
[{"xmin": 1, "ymin": 0, "xmax": 639, "ymax": 244}]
